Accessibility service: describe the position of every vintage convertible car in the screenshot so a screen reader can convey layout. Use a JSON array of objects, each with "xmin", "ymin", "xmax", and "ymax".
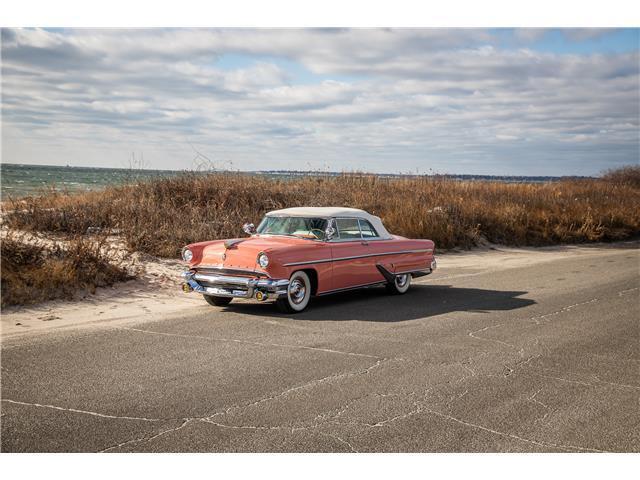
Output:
[{"xmin": 181, "ymin": 207, "xmax": 436, "ymax": 313}]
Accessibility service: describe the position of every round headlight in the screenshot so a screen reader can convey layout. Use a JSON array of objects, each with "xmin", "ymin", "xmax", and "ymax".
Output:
[
  {"xmin": 182, "ymin": 248, "xmax": 193, "ymax": 262},
  {"xmin": 257, "ymin": 252, "xmax": 269, "ymax": 268}
]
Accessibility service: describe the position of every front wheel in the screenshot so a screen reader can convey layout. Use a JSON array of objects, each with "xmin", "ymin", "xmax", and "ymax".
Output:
[
  {"xmin": 386, "ymin": 273, "xmax": 411, "ymax": 295},
  {"xmin": 204, "ymin": 295, "xmax": 233, "ymax": 307},
  {"xmin": 276, "ymin": 271, "xmax": 312, "ymax": 313}
]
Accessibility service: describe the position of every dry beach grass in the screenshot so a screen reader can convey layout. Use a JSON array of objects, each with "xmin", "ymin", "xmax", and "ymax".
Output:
[
  {"xmin": 2, "ymin": 166, "xmax": 639, "ymax": 307},
  {"xmin": 5, "ymin": 167, "xmax": 640, "ymax": 255},
  {"xmin": 1, "ymin": 231, "xmax": 131, "ymax": 308}
]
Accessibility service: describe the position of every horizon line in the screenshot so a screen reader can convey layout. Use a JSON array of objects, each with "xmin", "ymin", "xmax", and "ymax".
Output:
[{"xmin": 0, "ymin": 162, "xmax": 608, "ymax": 179}]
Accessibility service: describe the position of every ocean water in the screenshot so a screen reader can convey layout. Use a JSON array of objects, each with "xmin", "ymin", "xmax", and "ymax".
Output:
[
  {"xmin": 1, "ymin": 163, "xmax": 575, "ymax": 199},
  {"xmin": 1, "ymin": 163, "xmax": 185, "ymax": 199}
]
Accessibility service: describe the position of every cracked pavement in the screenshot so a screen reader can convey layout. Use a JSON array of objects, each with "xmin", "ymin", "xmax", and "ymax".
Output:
[{"xmin": 1, "ymin": 244, "xmax": 638, "ymax": 452}]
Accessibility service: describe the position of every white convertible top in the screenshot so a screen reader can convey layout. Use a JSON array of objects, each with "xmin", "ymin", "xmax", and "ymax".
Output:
[{"xmin": 266, "ymin": 207, "xmax": 392, "ymax": 239}]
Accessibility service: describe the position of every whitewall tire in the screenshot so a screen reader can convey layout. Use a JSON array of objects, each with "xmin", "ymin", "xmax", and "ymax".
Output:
[
  {"xmin": 276, "ymin": 270, "xmax": 312, "ymax": 313},
  {"xmin": 386, "ymin": 273, "xmax": 411, "ymax": 295}
]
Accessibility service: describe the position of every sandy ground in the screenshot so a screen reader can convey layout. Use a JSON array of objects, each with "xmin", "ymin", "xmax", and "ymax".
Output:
[
  {"xmin": 2, "ymin": 240, "xmax": 638, "ymax": 340},
  {"xmin": 1, "ymin": 248, "xmax": 200, "ymax": 338}
]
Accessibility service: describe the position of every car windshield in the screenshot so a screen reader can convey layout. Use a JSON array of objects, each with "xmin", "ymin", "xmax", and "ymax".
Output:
[{"xmin": 257, "ymin": 216, "xmax": 329, "ymax": 240}]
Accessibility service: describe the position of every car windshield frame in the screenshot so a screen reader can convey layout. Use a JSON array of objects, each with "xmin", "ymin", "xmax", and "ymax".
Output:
[{"xmin": 256, "ymin": 216, "xmax": 330, "ymax": 241}]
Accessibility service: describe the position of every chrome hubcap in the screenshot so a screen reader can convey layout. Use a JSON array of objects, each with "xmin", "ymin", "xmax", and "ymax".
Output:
[
  {"xmin": 289, "ymin": 279, "xmax": 307, "ymax": 304},
  {"xmin": 395, "ymin": 274, "xmax": 409, "ymax": 288}
]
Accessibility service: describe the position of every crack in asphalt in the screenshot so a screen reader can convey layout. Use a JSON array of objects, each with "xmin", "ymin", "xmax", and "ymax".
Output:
[
  {"xmin": 418, "ymin": 406, "xmax": 610, "ymax": 453},
  {"xmin": 528, "ymin": 389, "xmax": 549, "ymax": 409},
  {"xmin": 1, "ymin": 399, "xmax": 164, "ymax": 422},
  {"xmin": 99, "ymin": 418, "xmax": 194, "ymax": 452},
  {"xmin": 362, "ymin": 404, "xmax": 424, "ymax": 428},
  {"xmin": 2, "ymin": 355, "xmax": 392, "ymax": 452},
  {"xmin": 530, "ymin": 298, "xmax": 600, "ymax": 325},
  {"xmin": 4, "ymin": 330, "xmax": 627, "ymax": 454},
  {"xmin": 119, "ymin": 326, "xmax": 380, "ymax": 359},
  {"xmin": 525, "ymin": 371, "xmax": 640, "ymax": 390},
  {"xmin": 320, "ymin": 385, "xmax": 613, "ymax": 453},
  {"xmin": 618, "ymin": 287, "xmax": 639, "ymax": 296},
  {"xmin": 205, "ymin": 358, "xmax": 390, "ymax": 422},
  {"xmin": 468, "ymin": 324, "xmax": 518, "ymax": 349},
  {"xmin": 319, "ymin": 432, "xmax": 358, "ymax": 453},
  {"xmin": 3, "ymin": 284, "xmax": 636, "ymax": 453}
]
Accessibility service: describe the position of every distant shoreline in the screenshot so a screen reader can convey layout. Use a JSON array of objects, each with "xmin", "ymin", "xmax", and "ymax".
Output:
[
  {"xmin": 1, "ymin": 162, "xmax": 597, "ymax": 179},
  {"xmin": 1, "ymin": 162, "xmax": 596, "ymax": 199}
]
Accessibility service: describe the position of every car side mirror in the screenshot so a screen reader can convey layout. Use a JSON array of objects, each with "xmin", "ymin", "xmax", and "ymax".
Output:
[
  {"xmin": 243, "ymin": 223, "xmax": 256, "ymax": 235},
  {"xmin": 325, "ymin": 225, "xmax": 336, "ymax": 241}
]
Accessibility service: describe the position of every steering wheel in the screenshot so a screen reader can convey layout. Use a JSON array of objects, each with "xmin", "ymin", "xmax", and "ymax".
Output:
[{"xmin": 310, "ymin": 228, "xmax": 325, "ymax": 240}]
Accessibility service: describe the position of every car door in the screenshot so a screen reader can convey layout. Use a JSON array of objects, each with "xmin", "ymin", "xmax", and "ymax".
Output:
[
  {"xmin": 329, "ymin": 217, "xmax": 372, "ymax": 291},
  {"xmin": 356, "ymin": 218, "xmax": 392, "ymax": 283}
]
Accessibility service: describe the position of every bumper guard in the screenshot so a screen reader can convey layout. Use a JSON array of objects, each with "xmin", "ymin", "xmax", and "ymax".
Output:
[{"xmin": 182, "ymin": 271, "xmax": 289, "ymax": 299}]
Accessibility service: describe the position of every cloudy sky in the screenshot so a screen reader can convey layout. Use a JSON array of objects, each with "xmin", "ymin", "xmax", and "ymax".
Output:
[{"xmin": 1, "ymin": 28, "xmax": 638, "ymax": 175}]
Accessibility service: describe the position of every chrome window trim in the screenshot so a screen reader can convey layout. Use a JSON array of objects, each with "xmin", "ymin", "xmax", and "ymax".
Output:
[
  {"xmin": 257, "ymin": 215, "xmax": 331, "ymax": 242},
  {"xmin": 327, "ymin": 237, "xmax": 389, "ymax": 243},
  {"xmin": 282, "ymin": 248, "xmax": 433, "ymax": 267},
  {"xmin": 329, "ymin": 216, "xmax": 385, "ymax": 243},
  {"xmin": 334, "ymin": 216, "xmax": 362, "ymax": 242},
  {"xmin": 258, "ymin": 215, "xmax": 385, "ymax": 243},
  {"xmin": 358, "ymin": 218, "xmax": 380, "ymax": 239}
]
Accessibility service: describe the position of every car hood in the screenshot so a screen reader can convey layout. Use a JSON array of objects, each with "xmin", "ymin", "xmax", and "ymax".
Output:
[{"xmin": 197, "ymin": 235, "xmax": 316, "ymax": 271}]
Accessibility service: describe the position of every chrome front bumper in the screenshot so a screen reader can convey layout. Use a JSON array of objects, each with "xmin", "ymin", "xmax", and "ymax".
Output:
[{"xmin": 182, "ymin": 271, "xmax": 289, "ymax": 299}]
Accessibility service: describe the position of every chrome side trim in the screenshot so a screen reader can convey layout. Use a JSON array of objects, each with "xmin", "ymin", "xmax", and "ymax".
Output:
[
  {"xmin": 410, "ymin": 270, "xmax": 431, "ymax": 278},
  {"xmin": 283, "ymin": 248, "xmax": 433, "ymax": 267},
  {"xmin": 283, "ymin": 258, "xmax": 332, "ymax": 266},
  {"xmin": 396, "ymin": 265, "xmax": 432, "ymax": 275},
  {"xmin": 396, "ymin": 268, "xmax": 428, "ymax": 275},
  {"xmin": 317, "ymin": 281, "xmax": 387, "ymax": 296}
]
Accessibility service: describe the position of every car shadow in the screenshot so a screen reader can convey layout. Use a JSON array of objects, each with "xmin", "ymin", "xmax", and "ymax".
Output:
[{"xmin": 224, "ymin": 284, "xmax": 536, "ymax": 322}]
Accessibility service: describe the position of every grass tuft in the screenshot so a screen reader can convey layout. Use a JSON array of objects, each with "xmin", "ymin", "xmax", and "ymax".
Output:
[{"xmin": 1, "ymin": 231, "xmax": 131, "ymax": 308}]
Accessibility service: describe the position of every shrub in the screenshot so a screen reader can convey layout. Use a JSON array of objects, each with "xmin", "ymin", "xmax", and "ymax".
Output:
[
  {"xmin": 601, "ymin": 165, "xmax": 640, "ymax": 188},
  {"xmin": 1, "ymin": 231, "xmax": 131, "ymax": 308}
]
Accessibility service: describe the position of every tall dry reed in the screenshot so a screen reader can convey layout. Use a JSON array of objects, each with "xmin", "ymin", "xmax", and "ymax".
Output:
[{"xmin": 5, "ymin": 170, "xmax": 640, "ymax": 258}]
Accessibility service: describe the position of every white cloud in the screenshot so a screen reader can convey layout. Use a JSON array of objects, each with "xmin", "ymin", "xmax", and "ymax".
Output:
[
  {"xmin": 562, "ymin": 28, "xmax": 617, "ymax": 42},
  {"xmin": 513, "ymin": 28, "xmax": 549, "ymax": 42},
  {"xmin": 1, "ymin": 28, "xmax": 638, "ymax": 175}
]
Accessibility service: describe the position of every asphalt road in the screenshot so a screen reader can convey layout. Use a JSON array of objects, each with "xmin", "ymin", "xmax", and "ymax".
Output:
[{"xmin": 2, "ymin": 245, "xmax": 639, "ymax": 452}]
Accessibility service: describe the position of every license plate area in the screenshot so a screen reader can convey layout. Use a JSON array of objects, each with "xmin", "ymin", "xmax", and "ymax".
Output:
[{"xmin": 205, "ymin": 286, "xmax": 249, "ymax": 297}]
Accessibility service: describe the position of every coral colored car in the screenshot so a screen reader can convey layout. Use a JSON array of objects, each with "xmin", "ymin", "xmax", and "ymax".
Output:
[{"xmin": 181, "ymin": 207, "xmax": 437, "ymax": 313}]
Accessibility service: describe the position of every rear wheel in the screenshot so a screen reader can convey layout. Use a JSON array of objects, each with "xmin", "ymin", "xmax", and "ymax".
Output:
[
  {"xmin": 204, "ymin": 295, "xmax": 233, "ymax": 307},
  {"xmin": 276, "ymin": 271, "xmax": 311, "ymax": 313},
  {"xmin": 386, "ymin": 273, "xmax": 411, "ymax": 295}
]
